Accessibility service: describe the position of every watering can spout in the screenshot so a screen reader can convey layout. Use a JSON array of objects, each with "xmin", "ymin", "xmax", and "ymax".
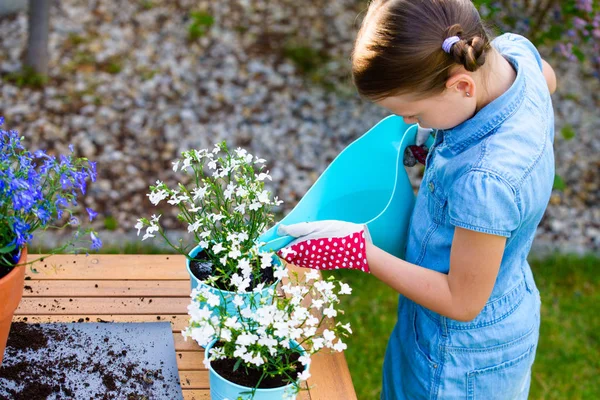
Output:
[{"xmin": 258, "ymin": 116, "xmax": 432, "ymax": 258}]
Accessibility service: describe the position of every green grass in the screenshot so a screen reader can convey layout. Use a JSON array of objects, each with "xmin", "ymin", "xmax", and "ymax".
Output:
[{"xmin": 323, "ymin": 253, "xmax": 600, "ymax": 400}]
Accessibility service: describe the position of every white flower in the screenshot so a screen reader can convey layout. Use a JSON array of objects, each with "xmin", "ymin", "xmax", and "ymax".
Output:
[
  {"xmin": 228, "ymin": 248, "xmax": 242, "ymax": 260},
  {"xmin": 236, "ymin": 333, "xmax": 259, "ymax": 346},
  {"xmin": 257, "ymin": 190, "xmax": 271, "ymax": 203},
  {"xmin": 260, "ymin": 252, "xmax": 272, "ymax": 269},
  {"xmin": 188, "ymin": 205, "xmax": 202, "ymax": 213},
  {"xmin": 172, "ymin": 160, "xmax": 180, "ymax": 172},
  {"xmin": 234, "ymin": 203, "xmax": 246, "ymax": 214},
  {"xmin": 253, "ymin": 283, "xmax": 265, "ymax": 293},
  {"xmin": 235, "ymin": 187, "xmax": 248, "ymax": 197},
  {"xmin": 208, "ymin": 160, "xmax": 217, "ymax": 170},
  {"xmin": 303, "ymin": 326, "xmax": 317, "ymax": 337},
  {"xmin": 142, "ymin": 223, "xmax": 159, "ymax": 241},
  {"xmin": 279, "ymin": 247, "xmax": 297, "ymax": 258},
  {"xmin": 340, "ymin": 323, "xmax": 353, "ymax": 334},
  {"xmin": 231, "ymin": 273, "xmax": 250, "ymax": 292},
  {"xmin": 310, "ymin": 299, "xmax": 324, "ymax": 310},
  {"xmin": 224, "ymin": 183, "xmax": 236, "ymax": 199},
  {"xmin": 211, "ymin": 213, "xmax": 225, "ymax": 222},
  {"xmin": 323, "ymin": 329, "xmax": 336, "ymax": 343},
  {"xmin": 233, "ymin": 345, "xmax": 247, "ymax": 359},
  {"xmin": 200, "ymin": 231, "xmax": 211, "ymax": 238},
  {"xmin": 305, "ymin": 316, "xmax": 319, "ymax": 326},
  {"xmin": 274, "ymin": 267, "xmax": 288, "ymax": 280},
  {"xmin": 298, "ymin": 354, "xmax": 311, "ymax": 366},
  {"xmin": 188, "ymin": 219, "xmax": 202, "ymax": 233},
  {"xmin": 304, "ymin": 270, "xmax": 320, "ymax": 282},
  {"xmin": 221, "ymin": 328, "xmax": 232, "ymax": 342},
  {"xmin": 192, "ymin": 186, "xmax": 208, "ymax": 201},
  {"xmin": 297, "ymin": 370, "xmax": 311, "ymax": 381},
  {"xmin": 219, "ymin": 255, "xmax": 228, "ymax": 266},
  {"xmin": 147, "ymin": 189, "xmax": 169, "ymax": 206},
  {"xmin": 333, "ymin": 340, "xmax": 347, "ymax": 352},
  {"xmin": 224, "ymin": 316, "xmax": 242, "ymax": 330},
  {"xmin": 167, "ymin": 192, "xmax": 182, "ymax": 205},
  {"xmin": 273, "ymin": 196, "xmax": 284, "ymax": 206},
  {"xmin": 232, "ymin": 295, "xmax": 245, "ymax": 307},
  {"xmin": 311, "ymin": 338, "xmax": 325, "ymax": 351},
  {"xmin": 249, "ymin": 201, "xmax": 262, "ymax": 211},
  {"xmin": 212, "ymin": 242, "xmax": 225, "ymax": 254},
  {"xmin": 187, "ymin": 302, "xmax": 211, "ymax": 322},
  {"xmin": 135, "ymin": 220, "xmax": 144, "ymax": 235},
  {"xmin": 206, "ymin": 292, "xmax": 220, "ymax": 307},
  {"xmin": 199, "ymin": 240, "xmax": 209, "ymax": 249},
  {"xmin": 190, "ymin": 325, "xmax": 216, "ymax": 347},
  {"xmin": 323, "ymin": 306, "xmax": 337, "ymax": 318},
  {"xmin": 181, "ymin": 156, "xmax": 192, "ymax": 170},
  {"xmin": 257, "ymin": 171, "xmax": 272, "ymax": 181},
  {"xmin": 339, "ymin": 282, "xmax": 352, "ymax": 295},
  {"xmin": 254, "ymin": 157, "xmax": 266, "ymax": 164}
]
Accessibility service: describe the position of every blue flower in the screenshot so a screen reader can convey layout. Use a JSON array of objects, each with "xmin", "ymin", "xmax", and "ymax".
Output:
[
  {"xmin": 90, "ymin": 232, "xmax": 102, "ymax": 250},
  {"xmin": 69, "ymin": 144, "xmax": 74, "ymax": 153},
  {"xmin": 11, "ymin": 218, "xmax": 32, "ymax": 247},
  {"xmin": 86, "ymin": 208, "xmax": 98, "ymax": 222}
]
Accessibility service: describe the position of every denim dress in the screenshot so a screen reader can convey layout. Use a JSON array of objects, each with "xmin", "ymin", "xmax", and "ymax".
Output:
[{"xmin": 381, "ymin": 33, "xmax": 555, "ymax": 399}]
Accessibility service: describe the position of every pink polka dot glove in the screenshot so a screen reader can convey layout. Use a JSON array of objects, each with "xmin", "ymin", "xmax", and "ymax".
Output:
[{"xmin": 275, "ymin": 220, "xmax": 372, "ymax": 273}]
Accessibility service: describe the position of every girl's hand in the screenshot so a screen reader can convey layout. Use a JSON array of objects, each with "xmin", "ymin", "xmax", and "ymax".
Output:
[
  {"xmin": 403, "ymin": 126, "xmax": 434, "ymax": 167},
  {"xmin": 276, "ymin": 220, "xmax": 372, "ymax": 273}
]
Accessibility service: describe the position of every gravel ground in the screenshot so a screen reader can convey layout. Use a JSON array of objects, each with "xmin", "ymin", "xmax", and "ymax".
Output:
[{"xmin": 0, "ymin": 0, "xmax": 597, "ymax": 256}]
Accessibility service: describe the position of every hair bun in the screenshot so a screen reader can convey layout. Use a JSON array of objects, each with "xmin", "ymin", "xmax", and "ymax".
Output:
[{"xmin": 445, "ymin": 24, "xmax": 487, "ymax": 72}]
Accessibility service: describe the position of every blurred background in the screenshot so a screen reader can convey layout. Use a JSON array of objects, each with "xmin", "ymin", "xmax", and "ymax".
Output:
[{"xmin": 0, "ymin": 0, "xmax": 598, "ymax": 398}]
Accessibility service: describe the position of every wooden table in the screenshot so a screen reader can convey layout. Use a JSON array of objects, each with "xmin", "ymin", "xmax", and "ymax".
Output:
[{"xmin": 13, "ymin": 254, "xmax": 357, "ymax": 400}]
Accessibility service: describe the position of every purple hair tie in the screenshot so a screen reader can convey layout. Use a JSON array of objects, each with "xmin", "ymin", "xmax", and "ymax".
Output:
[{"xmin": 442, "ymin": 36, "xmax": 460, "ymax": 53}]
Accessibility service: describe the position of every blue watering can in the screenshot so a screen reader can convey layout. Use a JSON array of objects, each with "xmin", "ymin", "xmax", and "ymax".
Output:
[{"xmin": 258, "ymin": 115, "xmax": 434, "ymax": 259}]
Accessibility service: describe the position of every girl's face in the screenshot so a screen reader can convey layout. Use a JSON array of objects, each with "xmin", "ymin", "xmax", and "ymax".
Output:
[{"xmin": 375, "ymin": 88, "xmax": 476, "ymax": 130}]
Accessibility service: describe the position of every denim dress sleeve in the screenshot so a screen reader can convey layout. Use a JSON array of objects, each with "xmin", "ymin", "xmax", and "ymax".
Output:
[{"xmin": 447, "ymin": 170, "xmax": 521, "ymax": 238}]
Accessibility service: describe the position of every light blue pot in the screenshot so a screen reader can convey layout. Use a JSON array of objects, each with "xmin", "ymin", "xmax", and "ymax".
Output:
[
  {"xmin": 205, "ymin": 339, "xmax": 309, "ymax": 400},
  {"xmin": 186, "ymin": 244, "xmax": 280, "ymax": 317}
]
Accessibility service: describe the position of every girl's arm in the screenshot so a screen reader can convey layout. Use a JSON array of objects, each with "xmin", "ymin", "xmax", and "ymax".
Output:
[
  {"xmin": 542, "ymin": 59, "xmax": 557, "ymax": 94},
  {"xmin": 367, "ymin": 227, "xmax": 505, "ymax": 322}
]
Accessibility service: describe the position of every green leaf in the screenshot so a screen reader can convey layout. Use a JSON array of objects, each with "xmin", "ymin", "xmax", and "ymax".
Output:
[
  {"xmin": 233, "ymin": 358, "xmax": 243, "ymax": 372},
  {"xmin": 561, "ymin": 125, "xmax": 576, "ymax": 141},
  {"xmin": 0, "ymin": 243, "xmax": 16, "ymax": 254},
  {"xmin": 553, "ymin": 174, "xmax": 566, "ymax": 191}
]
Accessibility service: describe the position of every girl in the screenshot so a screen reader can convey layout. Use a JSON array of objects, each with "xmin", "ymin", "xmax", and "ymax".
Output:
[{"xmin": 276, "ymin": 0, "xmax": 557, "ymax": 399}]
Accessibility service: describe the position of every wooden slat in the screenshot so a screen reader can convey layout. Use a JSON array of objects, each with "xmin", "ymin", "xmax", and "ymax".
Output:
[
  {"xmin": 13, "ymin": 314, "xmax": 190, "ymax": 331},
  {"xmin": 25, "ymin": 254, "xmax": 187, "ymax": 280},
  {"xmin": 305, "ymin": 350, "xmax": 357, "ymax": 400},
  {"xmin": 176, "ymin": 351, "xmax": 206, "ymax": 370},
  {"xmin": 22, "ymin": 280, "xmax": 190, "ymax": 297},
  {"xmin": 179, "ymin": 371, "xmax": 210, "ymax": 389},
  {"xmin": 183, "ymin": 390, "xmax": 211, "ymax": 400},
  {"xmin": 15, "ymin": 297, "xmax": 189, "ymax": 315}
]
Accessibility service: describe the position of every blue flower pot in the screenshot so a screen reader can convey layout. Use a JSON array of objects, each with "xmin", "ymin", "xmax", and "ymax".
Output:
[
  {"xmin": 186, "ymin": 244, "xmax": 280, "ymax": 317},
  {"xmin": 205, "ymin": 339, "xmax": 309, "ymax": 400}
]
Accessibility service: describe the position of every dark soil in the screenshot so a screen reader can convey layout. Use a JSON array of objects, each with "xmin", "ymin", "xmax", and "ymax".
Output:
[
  {"xmin": 210, "ymin": 342, "xmax": 304, "ymax": 389},
  {"xmin": 0, "ymin": 247, "xmax": 21, "ymax": 280},
  {"xmin": 0, "ymin": 323, "xmax": 169, "ymax": 399},
  {"xmin": 190, "ymin": 248, "xmax": 276, "ymax": 291}
]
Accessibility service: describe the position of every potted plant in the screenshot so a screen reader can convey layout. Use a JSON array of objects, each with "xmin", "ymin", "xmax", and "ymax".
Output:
[
  {"xmin": 183, "ymin": 267, "xmax": 354, "ymax": 400},
  {"xmin": 136, "ymin": 141, "xmax": 284, "ymax": 314},
  {"xmin": 0, "ymin": 117, "xmax": 101, "ymax": 365}
]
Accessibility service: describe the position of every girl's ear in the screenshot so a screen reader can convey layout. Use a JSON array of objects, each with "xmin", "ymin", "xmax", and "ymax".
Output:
[{"xmin": 446, "ymin": 73, "xmax": 476, "ymax": 98}]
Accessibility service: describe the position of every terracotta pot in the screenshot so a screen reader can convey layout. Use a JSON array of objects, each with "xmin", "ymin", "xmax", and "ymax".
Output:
[{"xmin": 0, "ymin": 246, "xmax": 27, "ymax": 366}]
